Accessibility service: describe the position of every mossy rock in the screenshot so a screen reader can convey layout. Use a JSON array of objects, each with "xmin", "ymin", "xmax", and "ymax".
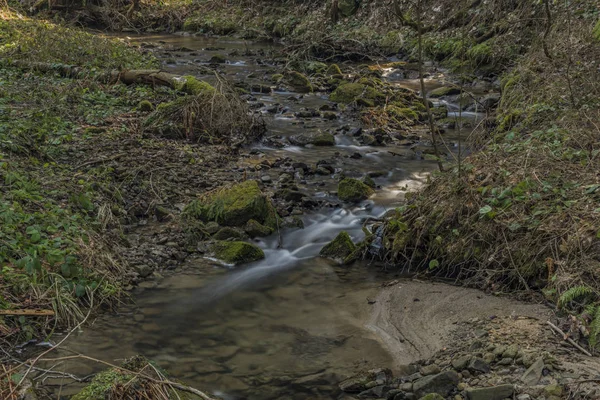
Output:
[
  {"xmin": 431, "ymin": 106, "xmax": 448, "ymax": 119},
  {"xmin": 285, "ymin": 71, "xmax": 313, "ymax": 93},
  {"xmin": 362, "ymin": 175, "xmax": 376, "ymax": 188},
  {"xmin": 428, "ymin": 86, "xmax": 461, "ymax": 98},
  {"xmin": 338, "ymin": 0, "xmax": 360, "ymax": 17},
  {"xmin": 326, "ymin": 64, "xmax": 343, "ymax": 76},
  {"xmin": 209, "ymin": 54, "xmax": 227, "ymax": 64},
  {"xmin": 183, "ymin": 180, "xmax": 278, "ymax": 228},
  {"xmin": 320, "ymin": 231, "xmax": 356, "ymax": 261},
  {"xmin": 271, "ymin": 73, "xmax": 284, "ymax": 83},
  {"xmin": 304, "ymin": 61, "xmax": 328, "ymax": 74},
  {"xmin": 338, "ymin": 178, "xmax": 374, "ymax": 202},
  {"xmin": 245, "ymin": 219, "xmax": 273, "ymax": 238},
  {"xmin": 213, "ymin": 227, "xmax": 246, "ymax": 240},
  {"xmin": 138, "ymin": 100, "xmax": 153, "ymax": 111},
  {"xmin": 313, "ymin": 132, "xmax": 335, "ymax": 146},
  {"xmin": 330, "ymin": 83, "xmax": 383, "ymax": 105},
  {"xmin": 211, "ymin": 241, "xmax": 265, "ymax": 265},
  {"xmin": 175, "ymin": 76, "xmax": 216, "ymax": 95}
]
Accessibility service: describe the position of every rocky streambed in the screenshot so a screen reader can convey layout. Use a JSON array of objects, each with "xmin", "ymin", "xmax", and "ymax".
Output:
[{"xmin": 27, "ymin": 33, "xmax": 600, "ymax": 400}]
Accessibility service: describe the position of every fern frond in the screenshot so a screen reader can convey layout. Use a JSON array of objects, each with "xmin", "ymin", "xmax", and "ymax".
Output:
[
  {"xmin": 584, "ymin": 304, "xmax": 597, "ymax": 316},
  {"xmin": 558, "ymin": 285, "xmax": 594, "ymax": 308},
  {"xmin": 589, "ymin": 306, "xmax": 600, "ymax": 349},
  {"xmin": 593, "ymin": 20, "xmax": 600, "ymax": 42}
]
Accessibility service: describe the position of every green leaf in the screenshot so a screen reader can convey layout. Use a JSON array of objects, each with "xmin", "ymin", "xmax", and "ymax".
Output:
[
  {"xmin": 11, "ymin": 373, "xmax": 23, "ymax": 384},
  {"xmin": 479, "ymin": 205, "xmax": 492, "ymax": 215},
  {"xmin": 60, "ymin": 263, "xmax": 72, "ymax": 277},
  {"xmin": 75, "ymin": 284, "xmax": 86, "ymax": 298},
  {"xmin": 429, "ymin": 259, "xmax": 440, "ymax": 269}
]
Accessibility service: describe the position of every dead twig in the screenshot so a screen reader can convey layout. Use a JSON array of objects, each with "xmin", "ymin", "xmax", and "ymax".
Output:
[{"xmin": 546, "ymin": 320, "xmax": 592, "ymax": 357}]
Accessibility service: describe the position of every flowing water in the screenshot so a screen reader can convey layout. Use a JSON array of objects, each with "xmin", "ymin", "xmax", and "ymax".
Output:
[{"xmin": 39, "ymin": 34, "xmax": 488, "ymax": 399}]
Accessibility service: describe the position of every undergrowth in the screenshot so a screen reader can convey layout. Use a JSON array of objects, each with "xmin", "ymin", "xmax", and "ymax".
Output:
[{"xmin": 371, "ymin": 2, "xmax": 600, "ymax": 349}]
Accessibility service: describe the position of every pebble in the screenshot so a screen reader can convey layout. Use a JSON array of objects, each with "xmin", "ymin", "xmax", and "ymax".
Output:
[{"xmin": 261, "ymin": 175, "xmax": 272, "ymax": 183}]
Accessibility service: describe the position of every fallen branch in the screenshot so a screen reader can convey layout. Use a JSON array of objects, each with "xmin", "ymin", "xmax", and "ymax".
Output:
[
  {"xmin": 0, "ymin": 309, "xmax": 54, "ymax": 316},
  {"xmin": 546, "ymin": 320, "xmax": 593, "ymax": 357},
  {"xmin": 3, "ymin": 60, "xmax": 189, "ymax": 92}
]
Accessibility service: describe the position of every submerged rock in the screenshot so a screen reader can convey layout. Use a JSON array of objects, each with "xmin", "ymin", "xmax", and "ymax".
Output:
[
  {"xmin": 211, "ymin": 241, "xmax": 265, "ymax": 264},
  {"xmin": 289, "ymin": 132, "xmax": 335, "ymax": 146},
  {"xmin": 338, "ymin": 178, "xmax": 374, "ymax": 202},
  {"xmin": 183, "ymin": 180, "xmax": 278, "ymax": 228},
  {"xmin": 319, "ymin": 231, "xmax": 356, "ymax": 261}
]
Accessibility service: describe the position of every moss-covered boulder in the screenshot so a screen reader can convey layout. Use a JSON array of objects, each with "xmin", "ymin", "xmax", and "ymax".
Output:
[
  {"xmin": 326, "ymin": 64, "xmax": 343, "ymax": 76},
  {"xmin": 428, "ymin": 86, "xmax": 461, "ymax": 98},
  {"xmin": 211, "ymin": 241, "xmax": 265, "ymax": 264},
  {"xmin": 362, "ymin": 175, "xmax": 376, "ymax": 188},
  {"xmin": 285, "ymin": 71, "xmax": 313, "ymax": 93},
  {"xmin": 176, "ymin": 76, "xmax": 216, "ymax": 95},
  {"xmin": 330, "ymin": 83, "xmax": 383, "ymax": 105},
  {"xmin": 320, "ymin": 231, "xmax": 356, "ymax": 261},
  {"xmin": 338, "ymin": 178, "xmax": 374, "ymax": 202},
  {"xmin": 184, "ymin": 180, "xmax": 278, "ymax": 228},
  {"xmin": 138, "ymin": 100, "xmax": 154, "ymax": 111},
  {"xmin": 245, "ymin": 219, "xmax": 273, "ymax": 238}
]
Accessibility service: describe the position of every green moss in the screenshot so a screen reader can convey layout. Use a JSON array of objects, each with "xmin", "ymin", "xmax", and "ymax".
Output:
[
  {"xmin": 245, "ymin": 219, "xmax": 273, "ymax": 237},
  {"xmin": 72, "ymin": 369, "xmax": 133, "ymax": 400},
  {"xmin": 312, "ymin": 132, "xmax": 336, "ymax": 146},
  {"xmin": 177, "ymin": 76, "xmax": 216, "ymax": 96},
  {"xmin": 330, "ymin": 83, "xmax": 383, "ymax": 105},
  {"xmin": 138, "ymin": 100, "xmax": 154, "ymax": 112},
  {"xmin": 428, "ymin": 86, "xmax": 461, "ymax": 98},
  {"xmin": 419, "ymin": 394, "xmax": 445, "ymax": 400},
  {"xmin": 362, "ymin": 175, "xmax": 376, "ymax": 188},
  {"xmin": 183, "ymin": 180, "xmax": 277, "ymax": 227},
  {"xmin": 338, "ymin": 178, "xmax": 375, "ymax": 202},
  {"xmin": 387, "ymin": 105, "xmax": 418, "ymax": 121},
  {"xmin": 304, "ymin": 61, "xmax": 328, "ymax": 74},
  {"xmin": 594, "ymin": 20, "xmax": 600, "ymax": 41},
  {"xmin": 326, "ymin": 64, "xmax": 343, "ymax": 75},
  {"xmin": 319, "ymin": 231, "xmax": 356, "ymax": 261},
  {"xmin": 211, "ymin": 241, "xmax": 265, "ymax": 264},
  {"xmin": 467, "ymin": 41, "xmax": 493, "ymax": 64},
  {"xmin": 271, "ymin": 73, "xmax": 284, "ymax": 83},
  {"xmin": 285, "ymin": 71, "xmax": 313, "ymax": 93}
]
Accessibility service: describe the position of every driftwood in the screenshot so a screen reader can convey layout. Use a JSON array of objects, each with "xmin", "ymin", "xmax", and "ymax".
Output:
[
  {"xmin": 0, "ymin": 309, "xmax": 54, "ymax": 316},
  {"xmin": 4, "ymin": 60, "xmax": 187, "ymax": 91},
  {"xmin": 546, "ymin": 320, "xmax": 593, "ymax": 357}
]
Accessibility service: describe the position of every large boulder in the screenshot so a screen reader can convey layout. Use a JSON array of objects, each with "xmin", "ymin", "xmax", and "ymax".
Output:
[
  {"xmin": 183, "ymin": 180, "xmax": 278, "ymax": 228},
  {"xmin": 210, "ymin": 241, "xmax": 265, "ymax": 265},
  {"xmin": 413, "ymin": 370, "xmax": 459, "ymax": 398},
  {"xmin": 338, "ymin": 178, "xmax": 374, "ymax": 202},
  {"xmin": 289, "ymin": 132, "xmax": 335, "ymax": 146},
  {"xmin": 320, "ymin": 231, "xmax": 356, "ymax": 261}
]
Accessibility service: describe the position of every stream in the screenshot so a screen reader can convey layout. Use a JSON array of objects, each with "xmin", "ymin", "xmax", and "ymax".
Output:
[{"xmin": 39, "ymin": 34, "xmax": 488, "ymax": 399}]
